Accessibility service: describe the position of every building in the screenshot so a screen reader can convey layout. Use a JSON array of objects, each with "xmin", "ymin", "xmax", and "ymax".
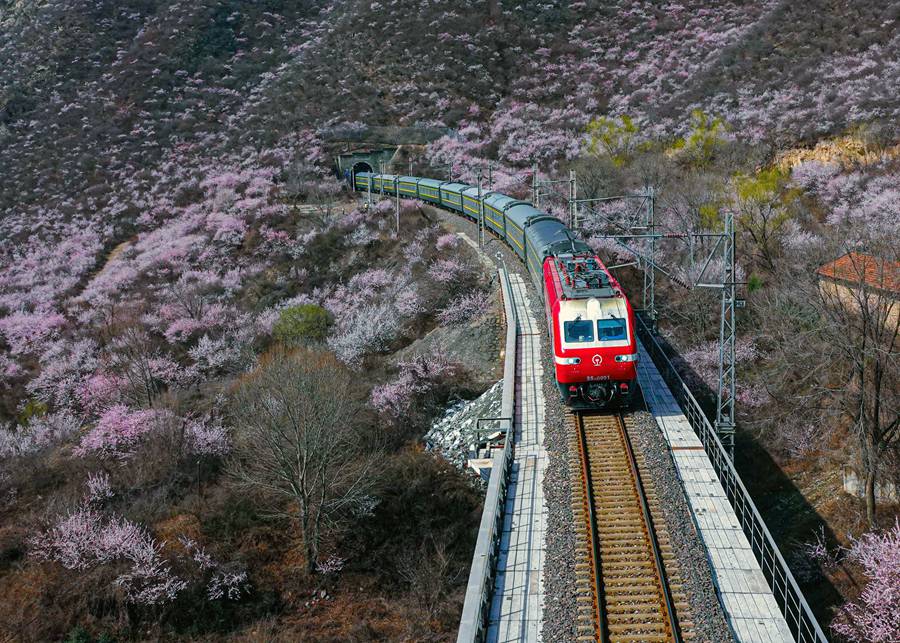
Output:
[{"xmin": 816, "ymin": 251, "xmax": 900, "ymax": 329}]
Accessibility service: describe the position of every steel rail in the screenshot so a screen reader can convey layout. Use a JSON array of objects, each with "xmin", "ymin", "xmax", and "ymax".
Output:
[
  {"xmin": 574, "ymin": 412, "xmax": 608, "ymax": 642},
  {"xmin": 618, "ymin": 413, "xmax": 683, "ymax": 643},
  {"xmin": 576, "ymin": 411, "xmax": 684, "ymax": 643}
]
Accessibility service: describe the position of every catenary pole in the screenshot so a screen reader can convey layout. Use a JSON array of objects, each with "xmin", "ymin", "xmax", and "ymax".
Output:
[
  {"xmin": 569, "ymin": 169, "xmax": 577, "ymax": 228},
  {"xmin": 395, "ymin": 176, "xmax": 400, "ymax": 237},
  {"xmin": 478, "ymin": 169, "xmax": 484, "ymax": 248},
  {"xmin": 642, "ymin": 186, "xmax": 657, "ymax": 328},
  {"xmin": 715, "ymin": 210, "xmax": 737, "ymax": 457}
]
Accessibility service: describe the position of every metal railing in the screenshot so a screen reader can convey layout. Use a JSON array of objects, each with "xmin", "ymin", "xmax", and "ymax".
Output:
[
  {"xmin": 635, "ymin": 315, "xmax": 828, "ymax": 643},
  {"xmin": 457, "ymin": 268, "xmax": 518, "ymax": 642}
]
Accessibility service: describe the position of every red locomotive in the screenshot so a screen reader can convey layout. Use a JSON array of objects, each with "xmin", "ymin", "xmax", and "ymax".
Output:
[{"xmin": 543, "ymin": 253, "xmax": 638, "ymax": 408}]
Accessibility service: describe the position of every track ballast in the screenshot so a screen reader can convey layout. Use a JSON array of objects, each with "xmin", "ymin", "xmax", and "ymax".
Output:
[{"xmin": 569, "ymin": 412, "xmax": 693, "ymax": 642}]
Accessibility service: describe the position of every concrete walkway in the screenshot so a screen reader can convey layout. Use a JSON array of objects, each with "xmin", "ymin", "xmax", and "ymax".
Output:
[{"xmin": 486, "ymin": 273, "xmax": 547, "ymax": 643}]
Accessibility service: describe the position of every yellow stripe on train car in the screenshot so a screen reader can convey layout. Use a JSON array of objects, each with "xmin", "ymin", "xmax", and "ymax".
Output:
[
  {"xmin": 486, "ymin": 206, "xmax": 506, "ymax": 225},
  {"xmin": 463, "ymin": 205, "xmax": 503, "ymax": 229},
  {"xmin": 508, "ymin": 233, "xmax": 524, "ymax": 252}
]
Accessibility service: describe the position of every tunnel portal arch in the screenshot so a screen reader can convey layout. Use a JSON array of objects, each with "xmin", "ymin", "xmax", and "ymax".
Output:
[
  {"xmin": 335, "ymin": 147, "xmax": 398, "ymax": 185},
  {"xmin": 351, "ymin": 161, "xmax": 373, "ymax": 182}
]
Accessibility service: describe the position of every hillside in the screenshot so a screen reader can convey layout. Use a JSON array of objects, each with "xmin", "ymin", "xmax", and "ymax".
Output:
[{"xmin": 1, "ymin": 1, "xmax": 899, "ymax": 641}]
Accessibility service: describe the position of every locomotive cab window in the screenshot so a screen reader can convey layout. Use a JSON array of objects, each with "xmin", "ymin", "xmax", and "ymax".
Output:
[
  {"xmin": 597, "ymin": 318, "xmax": 627, "ymax": 341},
  {"xmin": 564, "ymin": 319, "xmax": 594, "ymax": 343}
]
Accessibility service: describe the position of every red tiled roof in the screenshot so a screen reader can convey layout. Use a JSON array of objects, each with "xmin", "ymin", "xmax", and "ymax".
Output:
[{"xmin": 816, "ymin": 252, "xmax": 900, "ymax": 294}]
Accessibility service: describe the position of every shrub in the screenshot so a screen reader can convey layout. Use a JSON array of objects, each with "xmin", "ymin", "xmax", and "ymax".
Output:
[
  {"xmin": 370, "ymin": 352, "xmax": 459, "ymax": 421},
  {"xmin": 350, "ymin": 449, "xmax": 481, "ymax": 586},
  {"xmin": 64, "ymin": 627, "xmax": 114, "ymax": 643},
  {"xmin": 17, "ymin": 398, "xmax": 47, "ymax": 426},
  {"xmin": 0, "ymin": 410, "xmax": 82, "ymax": 460},
  {"xmin": 74, "ymin": 406, "xmax": 173, "ymax": 461},
  {"xmin": 437, "ymin": 290, "xmax": 494, "ymax": 325},
  {"xmin": 272, "ymin": 304, "xmax": 330, "ymax": 345},
  {"xmin": 30, "ymin": 503, "xmax": 187, "ymax": 605},
  {"xmin": 832, "ymin": 520, "xmax": 900, "ymax": 642}
]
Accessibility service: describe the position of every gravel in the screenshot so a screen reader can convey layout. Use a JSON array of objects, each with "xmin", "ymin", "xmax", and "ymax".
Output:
[
  {"xmin": 629, "ymin": 410, "xmax": 734, "ymax": 643},
  {"xmin": 424, "ymin": 380, "xmax": 503, "ymax": 470}
]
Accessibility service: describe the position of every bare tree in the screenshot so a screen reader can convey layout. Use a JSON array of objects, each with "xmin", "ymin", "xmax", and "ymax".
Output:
[
  {"xmin": 165, "ymin": 272, "xmax": 219, "ymax": 322},
  {"xmin": 571, "ymin": 156, "xmax": 623, "ymax": 202},
  {"xmin": 228, "ymin": 347, "xmax": 379, "ymax": 573},
  {"xmin": 398, "ymin": 538, "xmax": 462, "ymax": 624},
  {"xmin": 816, "ymin": 252, "xmax": 899, "ymax": 526},
  {"xmin": 108, "ymin": 325, "xmax": 167, "ymax": 408}
]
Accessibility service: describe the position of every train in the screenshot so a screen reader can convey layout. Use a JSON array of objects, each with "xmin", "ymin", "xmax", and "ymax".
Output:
[{"xmin": 353, "ymin": 171, "xmax": 638, "ymax": 408}]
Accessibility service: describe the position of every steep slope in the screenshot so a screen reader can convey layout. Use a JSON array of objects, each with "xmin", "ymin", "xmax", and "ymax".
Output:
[{"xmin": 1, "ymin": 1, "xmax": 899, "ymax": 640}]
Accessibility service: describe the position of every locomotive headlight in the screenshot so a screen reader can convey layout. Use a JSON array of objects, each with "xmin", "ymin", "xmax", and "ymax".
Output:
[
  {"xmin": 615, "ymin": 354, "xmax": 639, "ymax": 363},
  {"xmin": 555, "ymin": 356, "xmax": 581, "ymax": 365}
]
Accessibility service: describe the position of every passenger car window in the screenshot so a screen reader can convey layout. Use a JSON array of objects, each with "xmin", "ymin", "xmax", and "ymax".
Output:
[
  {"xmin": 564, "ymin": 319, "xmax": 594, "ymax": 342},
  {"xmin": 597, "ymin": 318, "xmax": 627, "ymax": 341}
]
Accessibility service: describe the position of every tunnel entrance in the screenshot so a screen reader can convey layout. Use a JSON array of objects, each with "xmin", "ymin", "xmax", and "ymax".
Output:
[
  {"xmin": 335, "ymin": 147, "xmax": 397, "ymax": 185},
  {"xmin": 351, "ymin": 161, "xmax": 373, "ymax": 184}
]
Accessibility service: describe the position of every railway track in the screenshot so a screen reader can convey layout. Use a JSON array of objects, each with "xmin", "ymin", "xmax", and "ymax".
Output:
[{"xmin": 569, "ymin": 412, "xmax": 693, "ymax": 642}]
